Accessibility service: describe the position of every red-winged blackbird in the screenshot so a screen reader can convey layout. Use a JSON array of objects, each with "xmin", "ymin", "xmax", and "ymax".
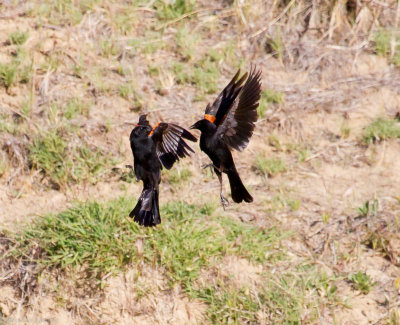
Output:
[
  {"xmin": 190, "ymin": 67, "xmax": 262, "ymax": 208},
  {"xmin": 129, "ymin": 114, "xmax": 197, "ymax": 226}
]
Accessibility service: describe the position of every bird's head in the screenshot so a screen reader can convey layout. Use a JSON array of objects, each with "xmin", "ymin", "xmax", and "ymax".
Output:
[
  {"xmin": 190, "ymin": 119, "xmax": 213, "ymax": 132},
  {"xmin": 130, "ymin": 114, "xmax": 152, "ymax": 140}
]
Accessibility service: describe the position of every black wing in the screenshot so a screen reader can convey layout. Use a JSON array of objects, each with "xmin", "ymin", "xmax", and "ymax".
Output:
[
  {"xmin": 150, "ymin": 123, "xmax": 197, "ymax": 170},
  {"xmin": 214, "ymin": 66, "xmax": 262, "ymax": 151},
  {"xmin": 204, "ymin": 69, "xmax": 248, "ymax": 125}
]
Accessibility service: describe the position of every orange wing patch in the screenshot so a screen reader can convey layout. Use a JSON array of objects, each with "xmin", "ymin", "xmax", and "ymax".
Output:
[
  {"xmin": 149, "ymin": 122, "xmax": 160, "ymax": 136},
  {"xmin": 204, "ymin": 114, "xmax": 216, "ymax": 124}
]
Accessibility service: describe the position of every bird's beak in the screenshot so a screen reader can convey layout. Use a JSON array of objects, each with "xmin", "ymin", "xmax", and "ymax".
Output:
[{"xmin": 189, "ymin": 123, "xmax": 196, "ymax": 130}]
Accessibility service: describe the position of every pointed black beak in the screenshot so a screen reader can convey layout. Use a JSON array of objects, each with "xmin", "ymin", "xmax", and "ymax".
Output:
[{"xmin": 190, "ymin": 123, "xmax": 196, "ymax": 130}]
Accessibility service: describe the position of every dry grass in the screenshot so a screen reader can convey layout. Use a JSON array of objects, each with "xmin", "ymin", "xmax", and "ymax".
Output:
[{"xmin": 1, "ymin": 0, "xmax": 400, "ymax": 324}]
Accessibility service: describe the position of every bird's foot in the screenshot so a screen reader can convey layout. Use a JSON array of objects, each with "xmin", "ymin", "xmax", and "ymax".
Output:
[
  {"xmin": 125, "ymin": 165, "xmax": 138, "ymax": 181},
  {"xmin": 220, "ymin": 194, "xmax": 229, "ymax": 210},
  {"xmin": 202, "ymin": 163, "xmax": 215, "ymax": 170},
  {"xmin": 202, "ymin": 163, "xmax": 216, "ymax": 175}
]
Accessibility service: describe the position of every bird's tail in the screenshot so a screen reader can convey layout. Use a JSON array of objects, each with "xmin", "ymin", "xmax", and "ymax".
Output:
[
  {"xmin": 130, "ymin": 187, "xmax": 160, "ymax": 227},
  {"xmin": 227, "ymin": 170, "xmax": 253, "ymax": 203}
]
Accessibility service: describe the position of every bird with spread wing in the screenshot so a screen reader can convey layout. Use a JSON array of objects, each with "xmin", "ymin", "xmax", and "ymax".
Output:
[
  {"xmin": 129, "ymin": 115, "xmax": 197, "ymax": 226},
  {"xmin": 190, "ymin": 66, "xmax": 262, "ymax": 208}
]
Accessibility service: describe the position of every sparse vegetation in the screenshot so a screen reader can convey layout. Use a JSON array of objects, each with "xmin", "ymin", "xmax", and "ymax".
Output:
[
  {"xmin": 28, "ymin": 128, "xmax": 111, "ymax": 188},
  {"xmin": 374, "ymin": 29, "xmax": 400, "ymax": 67},
  {"xmin": 5, "ymin": 197, "xmax": 343, "ymax": 323},
  {"xmin": 9, "ymin": 30, "xmax": 29, "ymax": 45},
  {"xmin": 165, "ymin": 167, "xmax": 192, "ymax": 184},
  {"xmin": 257, "ymin": 88, "xmax": 284, "ymax": 118},
  {"xmin": 253, "ymin": 156, "xmax": 286, "ymax": 177},
  {"xmin": 357, "ymin": 199, "xmax": 378, "ymax": 218},
  {"xmin": 363, "ymin": 117, "xmax": 400, "ymax": 143},
  {"xmin": 1, "ymin": 0, "xmax": 400, "ymax": 323},
  {"xmin": 348, "ymin": 271, "xmax": 375, "ymax": 294}
]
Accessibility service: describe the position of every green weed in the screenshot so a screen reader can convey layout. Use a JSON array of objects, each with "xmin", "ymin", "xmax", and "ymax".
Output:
[
  {"xmin": 253, "ymin": 156, "xmax": 286, "ymax": 177},
  {"xmin": 373, "ymin": 29, "xmax": 400, "ymax": 67},
  {"xmin": 9, "ymin": 30, "xmax": 29, "ymax": 45},
  {"xmin": 155, "ymin": 0, "xmax": 195, "ymax": 21},
  {"xmin": 176, "ymin": 27, "xmax": 200, "ymax": 61},
  {"xmin": 363, "ymin": 117, "xmax": 400, "ymax": 143},
  {"xmin": 357, "ymin": 200, "xmax": 378, "ymax": 218},
  {"xmin": 348, "ymin": 271, "xmax": 375, "ymax": 294},
  {"xmin": 28, "ymin": 128, "xmax": 110, "ymax": 188},
  {"xmin": 0, "ymin": 64, "xmax": 17, "ymax": 90},
  {"xmin": 258, "ymin": 89, "xmax": 284, "ymax": 118},
  {"xmin": 165, "ymin": 167, "xmax": 192, "ymax": 184}
]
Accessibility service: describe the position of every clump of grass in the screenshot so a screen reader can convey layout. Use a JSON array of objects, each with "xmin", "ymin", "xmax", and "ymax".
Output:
[
  {"xmin": 257, "ymin": 89, "xmax": 284, "ymax": 118},
  {"xmin": 129, "ymin": 32, "xmax": 167, "ymax": 55},
  {"xmin": 154, "ymin": 0, "xmax": 195, "ymax": 20},
  {"xmin": 62, "ymin": 98, "xmax": 90, "ymax": 119},
  {"xmin": 348, "ymin": 271, "xmax": 375, "ymax": 294},
  {"xmin": 265, "ymin": 32, "xmax": 284, "ymax": 59},
  {"xmin": 0, "ymin": 64, "xmax": 18, "ymax": 90},
  {"xmin": 165, "ymin": 167, "xmax": 192, "ymax": 184},
  {"xmin": 118, "ymin": 84, "xmax": 133, "ymax": 99},
  {"xmin": 253, "ymin": 156, "xmax": 286, "ymax": 177},
  {"xmin": 0, "ymin": 156, "xmax": 9, "ymax": 177},
  {"xmin": 176, "ymin": 26, "xmax": 200, "ymax": 61},
  {"xmin": 9, "ymin": 30, "xmax": 29, "ymax": 45},
  {"xmin": 374, "ymin": 29, "xmax": 392, "ymax": 57},
  {"xmin": 28, "ymin": 128, "xmax": 110, "ymax": 188},
  {"xmin": 8, "ymin": 197, "xmax": 342, "ymax": 323},
  {"xmin": 340, "ymin": 122, "xmax": 351, "ymax": 139},
  {"xmin": 196, "ymin": 286, "xmax": 264, "ymax": 324},
  {"xmin": 10, "ymin": 199, "xmax": 284, "ymax": 283},
  {"xmin": 172, "ymin": 57, "xmax": 220, "ymax": 97},
  {"xmin": 362, "ymin": 117, "xmax": 400, "ymax": 144},
  {"xmin": 373, "ymin": 29, "xmax": 400, "ymax": 67},
  {"xmin": 0, "ymin": 49, "xmax": 32, "ymax": 89},
  {"xmin": 99, "ymin": 39, "xmax": 120, "ymax": 58},
  {"xmin": 357, "ymin": 199, "xmax": 378, "ymax": 218}
]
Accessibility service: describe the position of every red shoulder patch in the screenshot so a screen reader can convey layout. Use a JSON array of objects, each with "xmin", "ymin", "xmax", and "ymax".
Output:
[
  {"xmin": 149, "ymin": 122, "xmax": 160, "ymax": 136},
  {"xmin": 204, "ymin": 114, "xmax": 216, "ymax": 124}
]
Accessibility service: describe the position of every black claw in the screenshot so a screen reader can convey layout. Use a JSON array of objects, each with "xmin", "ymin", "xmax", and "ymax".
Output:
[{"xmin": 220, "ymin": 194, "xmax": 229, "ymax": 210}]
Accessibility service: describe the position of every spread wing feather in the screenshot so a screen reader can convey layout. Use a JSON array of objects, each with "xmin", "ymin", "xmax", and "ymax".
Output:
[
  {"xmin": 150, "ymin": 123, "xmax": 197, "ymax": 170},
  {"xmin": 215, "ymin": 66, "xmax": 262, "ymax": 151},
  {"xmin": 205, "ymin": 69, "xmax": 248, "ymax": 126}
]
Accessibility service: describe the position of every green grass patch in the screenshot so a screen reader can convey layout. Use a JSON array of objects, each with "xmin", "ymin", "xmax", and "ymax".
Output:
[
  {"xmin": 176, "ymin": 26, "xmax": 200, "ymax": 61},
  {"xmin": 8, "ymin": 199, "xmax": 286, "ymax": 288},
  {"xmin": 373, "ymin": 29, "xmax": 400, "ymax": 67},
  {"xmin": 154, "ymin": 0, "xmax": 195, "ymax": 21},
  {"xmin": 164, "ymin": 167, "xmax": 192, "ymax": 184},
  {"xmin": 0, "ymin": 49, "xmax": 32, "ymax": 89},
  {"xmin": 0, "ymin": 64, "xmax": 18, "ymax": 90},
  {"xmin": 28, "ymin": 128, "xmax": 111, "ymax": 188},
  {"xmin": 253, "ymin": 156, "xmax": 286, "ymax": 177},
  {"xmin": 172, "ymin": 56, "xmax": 220, "ymax": 97},
  {"xmin": 348, "ymin": 271, "xmax": 375, "ymax": 294},
  {"xmin": 362, "ymin": 117, "xmax": 400, "ymax": 144},
  {"xmin": 9, "ymin": 30, "xmax": 29, "ymax": 45},
  {"xmin": 6, "ymin": 198, "xmax": 343, "ymax": 323},
  {"xmin": 257, "ymin": 88, "xmax": 284, "ymax": 118}
]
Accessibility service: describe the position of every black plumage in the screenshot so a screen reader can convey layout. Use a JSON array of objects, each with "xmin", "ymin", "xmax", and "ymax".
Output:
[
  {"xmin": 190, "ymin": 66, "xmax": 262, "ymax": 207},
  {"xmin": 129, "ymin": 115, "xmax": 197, "ymax": 226}
]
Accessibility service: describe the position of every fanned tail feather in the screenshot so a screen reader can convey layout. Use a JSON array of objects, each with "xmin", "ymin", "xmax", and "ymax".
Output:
[{"xmin": 130, "ymin": 187, "xmax": 160, "ymax": 227}]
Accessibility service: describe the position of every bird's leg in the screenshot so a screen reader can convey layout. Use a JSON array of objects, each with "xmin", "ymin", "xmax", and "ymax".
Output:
[
  {"xmin": 217, "ymin": 173, "xmax": 229, "ymax": 210},
  {"xmin": 125, "ymin": 164, "xmax": 139, "ymax": 181}
]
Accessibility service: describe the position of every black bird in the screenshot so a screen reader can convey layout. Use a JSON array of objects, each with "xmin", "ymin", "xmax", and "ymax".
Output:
[
  {"xmin": 190, "ymin": 67, "xmax": 262, "ymax": 208},
  {"xmin": 129, "ymin": 114, "xmax": 197, "ymax": 226}
]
